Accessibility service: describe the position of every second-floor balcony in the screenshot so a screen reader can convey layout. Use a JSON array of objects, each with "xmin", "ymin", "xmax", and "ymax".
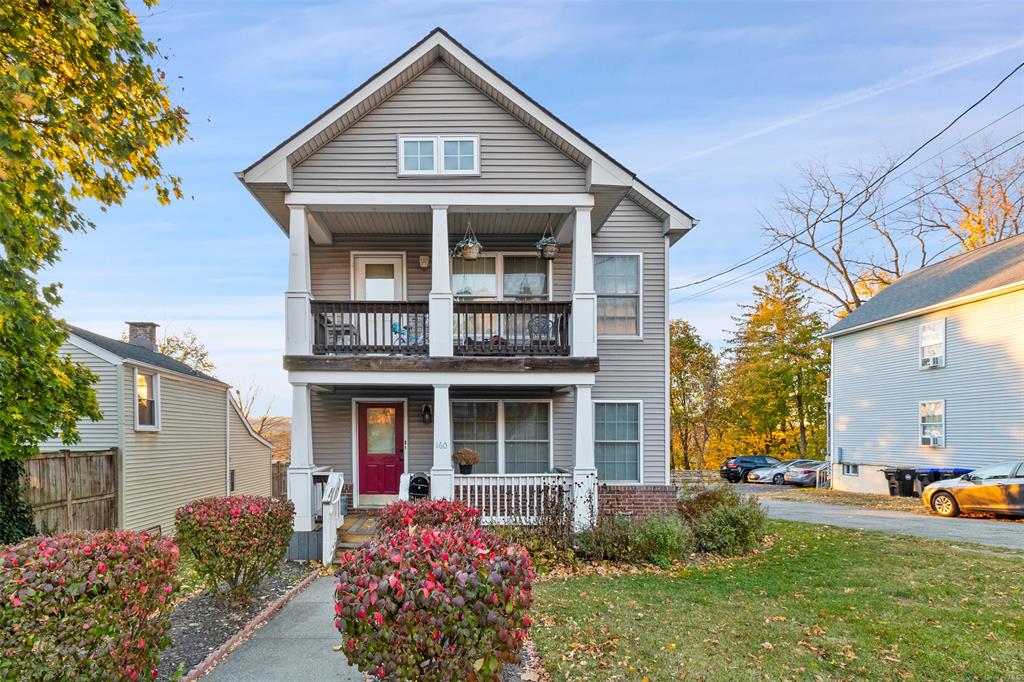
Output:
[{"xmin": 312, "ymin": 300, "xmax": 571, "ymax": 356}]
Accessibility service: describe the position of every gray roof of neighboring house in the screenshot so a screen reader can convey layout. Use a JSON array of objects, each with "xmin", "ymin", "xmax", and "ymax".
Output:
[
  {"xmin": 825, "ymin": 233, "xmax": 1024, "ymax": 337},
  {"xmin": 69, "ymin": 326, "xmax": 223, "ymax": 384}
]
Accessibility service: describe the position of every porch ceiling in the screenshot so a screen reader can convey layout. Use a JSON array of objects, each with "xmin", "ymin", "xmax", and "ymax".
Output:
[{"xmin": 312, "ymin": 210, "xmax": 567, "ymax": 236}]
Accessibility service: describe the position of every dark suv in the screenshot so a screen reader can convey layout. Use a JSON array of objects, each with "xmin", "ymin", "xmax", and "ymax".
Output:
[{"xmin": 720, "ymin": 455, "xmax": 781, "ymax": 483}]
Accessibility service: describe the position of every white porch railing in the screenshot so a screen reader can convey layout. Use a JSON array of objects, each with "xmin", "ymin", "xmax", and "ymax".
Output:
[
  {"xmin": 321, "ymin": 472, "xmax": 345, "ymax": 567},
  {"xmin": 453, "ymin": 473, "xmax": 572, "ymax": 524}
]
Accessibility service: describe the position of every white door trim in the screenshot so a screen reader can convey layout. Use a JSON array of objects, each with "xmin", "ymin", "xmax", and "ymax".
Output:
[
  {"xmin": 351, "ymin": 397, "xmax": 409, "ymax": 509},
  {"xmin": 350, "ymin": 252, "xmax": 407, "ymax": 301}
]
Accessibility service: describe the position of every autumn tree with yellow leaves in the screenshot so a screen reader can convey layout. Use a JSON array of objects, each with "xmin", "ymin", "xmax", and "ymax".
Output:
[{"xmin": 0, "ymin": 0, "xmax": 188, "ymax": 541}]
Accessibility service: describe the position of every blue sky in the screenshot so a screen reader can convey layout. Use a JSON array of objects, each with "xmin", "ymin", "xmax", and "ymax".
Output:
[{"xmin": 50, "ymin": 1, "xmax": 1024, "ymax": 414}]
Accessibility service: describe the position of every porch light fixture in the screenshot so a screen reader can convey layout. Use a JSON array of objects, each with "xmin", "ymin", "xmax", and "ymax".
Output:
[
  {"xmin": 421, "ymin": 403, "xmax": 433, "ymax": 424},
  {"xmin": 418, "ymin": 255, "xmax": 430, "ymax": 269}
]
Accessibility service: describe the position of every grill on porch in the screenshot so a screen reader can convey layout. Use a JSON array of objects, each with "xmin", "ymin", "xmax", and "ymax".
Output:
[{"xmin": 312, "ymin": 300, "xmax": 571, "ymax": 356}]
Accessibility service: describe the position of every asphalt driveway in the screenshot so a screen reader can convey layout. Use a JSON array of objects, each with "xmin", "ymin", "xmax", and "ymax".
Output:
[{"xmin": 759, "ymin": 498, "xmax": 1024, "ymax": 550}]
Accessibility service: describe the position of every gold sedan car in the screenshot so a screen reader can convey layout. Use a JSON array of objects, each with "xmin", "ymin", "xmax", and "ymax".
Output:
[{"xmin": 922, "ymin": 460, "xmax": 1024, "ymax": 517}]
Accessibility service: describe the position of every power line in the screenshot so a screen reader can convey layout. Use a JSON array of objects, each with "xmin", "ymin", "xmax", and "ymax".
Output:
[
  {"xmin": 674, "ymin": 135, "xmax": 1024, "ymax": 302},
  {"xmin": 673, "ymin": 61, "xmax": 1024, "ymax": 291}
]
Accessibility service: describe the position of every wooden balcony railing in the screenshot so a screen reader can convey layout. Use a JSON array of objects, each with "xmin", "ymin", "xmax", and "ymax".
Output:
[
  {"xmin": 312, "ymin": 301, "xmax": 429, "ymax": 355},
  {"xmin": 454, "ymin": 300, "xmax": 570, "ymax": 356}
]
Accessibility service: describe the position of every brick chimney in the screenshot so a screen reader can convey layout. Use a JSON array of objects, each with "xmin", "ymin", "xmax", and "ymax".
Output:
[{"xmin": 126, "ymin": 322, "xmax": 159, "ymax": 352}]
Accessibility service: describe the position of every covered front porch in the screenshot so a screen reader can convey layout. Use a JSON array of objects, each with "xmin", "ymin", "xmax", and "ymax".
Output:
[{"xmin": 286, "ymin": 377, "xmax": 598, "ymax": 534}]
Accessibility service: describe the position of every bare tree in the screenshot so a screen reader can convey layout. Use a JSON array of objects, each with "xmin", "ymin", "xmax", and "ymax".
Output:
[
  {"xmin": 235, "ymin": 380, "xmax": 273, "ymax": 436},
  {"xmin": 914, "ymin": 144, "xmax": 1024, "ymax": 252},
  {"xmin": 762, "ymin": 160, "xmax": 928, "ymax": 317}
]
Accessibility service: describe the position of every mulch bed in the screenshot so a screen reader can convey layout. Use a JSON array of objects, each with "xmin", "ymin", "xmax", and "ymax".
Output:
[{"xmin": 157, "ymin": 561, "xmax": 312, "ymax": 681}]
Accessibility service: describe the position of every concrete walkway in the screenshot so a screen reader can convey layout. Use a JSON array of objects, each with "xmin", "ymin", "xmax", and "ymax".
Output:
[
  {"xmin": 760, "ymin": 498, "xmax": 1024, "ymax": 550},
  {"xmin": 202, "ymin": 577, "xmax": 361, "ymax": 681}
]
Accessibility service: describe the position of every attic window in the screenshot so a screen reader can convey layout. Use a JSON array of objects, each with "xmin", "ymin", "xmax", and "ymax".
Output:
[{"xmin": 398, "ymin": 135, "xmax": 478, "ymax": 176}]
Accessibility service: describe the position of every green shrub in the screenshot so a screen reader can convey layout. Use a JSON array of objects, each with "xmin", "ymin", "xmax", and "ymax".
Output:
[
  {"xmin": 334, "ymin": 525, "xmax": 534, "ymax": 681},
  {"xmin": 175, "ymin": 495, "xmax": 294, "ymax": 603},
  {"xmin": 0, "ymin": 460, "xmax": 35, "ymax": 544},
  {"xmin": 377, "ymin": 499, "xmax": 480, "ymax": 536},
  {"xmin": 576, "ymin": 514, "xmax": 692, "ymax": 566},
  {"xmin": 0, "ymin": 531, "xmax": 179, "ymax": 681},
  {"xmin": 677, "ymin": 485, "xmax": 743, "ymax": 523},
  {"xmin": 691, "ymin": 499, "xmax": 767, "ymax": 556},
  {"xmin": 634, "ymin": 514, "xmax": 694, "ymax": 564}
]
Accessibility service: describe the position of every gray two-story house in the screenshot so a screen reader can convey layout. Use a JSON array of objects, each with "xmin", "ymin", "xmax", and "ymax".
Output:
[
  {"xmin": 825, "ymin": 234, "xmax": 1024, "ymax": 495},
  {"xmin": 238, "ymin": 28, "xmax": 696, "ymax": 534}
]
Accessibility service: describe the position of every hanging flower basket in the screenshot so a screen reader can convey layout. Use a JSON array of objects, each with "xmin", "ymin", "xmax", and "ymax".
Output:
[
  {"xmin": 536, "ymin": 236, "xmax": 560, "ymax": 260},
  {"xmin": 452, "ymin": 218, "xmax": 483, "ymax": 260}
]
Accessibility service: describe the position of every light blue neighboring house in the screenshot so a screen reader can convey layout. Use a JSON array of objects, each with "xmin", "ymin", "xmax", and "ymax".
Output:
[{"xmin": 824, "ymin": 233, "xmax": 1024, "ymax": 495}]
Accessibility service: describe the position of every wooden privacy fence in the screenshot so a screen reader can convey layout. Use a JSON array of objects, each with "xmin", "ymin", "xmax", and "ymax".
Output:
[
  {"xmin": 272, "ymin": 462, "xmax": 288, "ymax": 501},
  {"xmin": 26, "ymin": 449, "xmax": 118, "ymax": 533}
]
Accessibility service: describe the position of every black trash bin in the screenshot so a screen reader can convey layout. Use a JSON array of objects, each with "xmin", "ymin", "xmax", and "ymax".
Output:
[
  {"xmin": 408, "ymin": 472, "xmax": 430, "ymax": 499},
  {"xmin": 884, "ymin": 468, "xmax": 917, "ymax": 497}
]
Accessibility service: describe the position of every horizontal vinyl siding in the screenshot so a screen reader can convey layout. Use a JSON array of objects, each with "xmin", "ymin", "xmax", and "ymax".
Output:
[
  {"xmin": 229, "ymin": 406, "xmax": 272, "ymax": 497},
  {"xmin": 832, "ymin": 290, "xmax": 1024, "ymax": 472},
  {"xmin": 40, "ymin": 343, "xmax": 119, "ymax": 451},
  {"xmin": 293, "ymin": 62, "xmax": 585, "ymax": 193},
  {"xmin": 310, "ymin": 387, "xmax": 573, "ymax": 489},
  {"xmin": 592, "ymin": 199, "xmax": 668, "ymax": 484},
  {"xmin": 121, "ymin": 367, "xmax": 227, "ymax": 533}
]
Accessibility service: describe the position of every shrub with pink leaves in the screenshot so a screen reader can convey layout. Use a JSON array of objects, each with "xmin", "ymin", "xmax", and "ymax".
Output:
[
  {"xmin": 175, "ymin": 495, "xmax": 294, "ymax": 603},
  {"xmin": 377, "ymin": 498, "xmax": 480, "ymax": 535},
  {"xmin": 0, "ymin": 531, "xmax": 179, "ymax": 681},
  {"xmin": 334, "ymin": 524, "xmax": 534, "ymax": 681}
]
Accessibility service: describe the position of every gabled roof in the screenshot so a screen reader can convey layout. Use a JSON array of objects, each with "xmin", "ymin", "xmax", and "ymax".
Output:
[
  {"xmin": 69, "ymin": 326, "xmax": 225, "ymax": 385},
  {"xmin": 238, "ymin": 27, "xmax": 695, "ymax": 236},
  {"xmin": 824, "ymin": 234, "xmax": 1024, "ymax": 338}
]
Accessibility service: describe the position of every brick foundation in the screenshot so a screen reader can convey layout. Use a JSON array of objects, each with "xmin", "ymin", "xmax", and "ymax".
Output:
[{"xmin": 598, "ymin": 484, "xmax": 679, "ymax": 518}]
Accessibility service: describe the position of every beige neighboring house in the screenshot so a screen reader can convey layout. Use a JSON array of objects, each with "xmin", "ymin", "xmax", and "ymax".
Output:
[{"xmin": 40, "ymin": 322, "xmax": 273, "ymax": 534}]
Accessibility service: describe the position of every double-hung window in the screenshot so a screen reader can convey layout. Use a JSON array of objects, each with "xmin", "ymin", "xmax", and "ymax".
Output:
[
  {"xmin": 595, "ymin": 255, "xmax": 641, "ymax": 337},
  {"xmin": 594, "ymin": 402, "xmax": 641, "ymax": 482},
  {"xmin": 134, "ymin": 369, "xmax": 160, "ymax": 431},
  {"xmin": 920, "ymin": 400, "xmax": 945, "ymax": 447},
  {"xmin": 919, "ymin": 319, "xmax": 945, "ymax": 368},
  {"xmin": 398, "ymin": 135, "xmax": 479, "ymax": 175},
  {"xmin": 452, "ymin": 400, "xmax": 551, "ymax": 474},
  {"xmin": 451, "ymin": 255, "xmax": 550, "ymax": 300}
]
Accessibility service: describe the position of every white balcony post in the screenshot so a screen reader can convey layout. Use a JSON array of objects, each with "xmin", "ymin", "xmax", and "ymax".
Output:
[
  {"xmin": 288, "ymin": 383, "xmax": 315, "ymax": 532},
  {"xmin": 429, "ymin": 205, "xmax": 454, "ymax": 357},
  {"xmin": 430, "ymin": 384, "xmax": 454, "ymax": 500},
  {"xmin": 571, "ymin": 206, "xmax": 597, "ymax": 357},
  {"xmin": 286, "ymin": 205, "xmax": 313, "ymax": 355},
  {"xmin": 572, "ymin": 383, "xmax": 598, "ymax": 530}
]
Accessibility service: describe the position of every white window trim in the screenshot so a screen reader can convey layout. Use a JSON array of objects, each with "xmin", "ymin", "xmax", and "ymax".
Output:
[
  {"xmin": 593, "ymin": 399, "xmax": 644, "ymax": 484},
  {"xmin": 451, "ymin": 398, "xmax": 554, "ymax": 475},
  {"xmin": 919, "ymin": 399, "xmax": 945, "ymax": 447},
  {"xmin": 397, "ymin": 134, "xmax": 480, "ymax": 176},
  {"xmin": 842, "ymin": 463, "xmax": 859, "ymax": 476},
  {"xmin": 918, "ymin": 318, "xmax": 946, "ymax": 369},
  {"xmin": 451, "ymin": 252, "xmax": 553, "ymax": 301},
  {"xmin": 594, "ymin": 252, "xmax": 643, "ymax": 340},
  {"xmin": 133, "ymin": 367, "xmax": 161, "ymax": 432}
]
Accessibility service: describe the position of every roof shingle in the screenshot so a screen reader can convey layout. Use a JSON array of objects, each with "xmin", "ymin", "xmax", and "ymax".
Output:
[{"xmin": 69, "ymin": 326, "xmax": 223, "ymax": 383}]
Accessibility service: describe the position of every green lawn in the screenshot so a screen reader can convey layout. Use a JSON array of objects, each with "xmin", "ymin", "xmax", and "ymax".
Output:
[{"xmin": 532, "ymin": 521, "xmax": 1024, "ymax": 681}]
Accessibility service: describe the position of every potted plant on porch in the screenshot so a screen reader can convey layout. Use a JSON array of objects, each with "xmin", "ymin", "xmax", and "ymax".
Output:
[{"xmin": 454, "ymin": 448, "xmax": 480, "ymax": 475}]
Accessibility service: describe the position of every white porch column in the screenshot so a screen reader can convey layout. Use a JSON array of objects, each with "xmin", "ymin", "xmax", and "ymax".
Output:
[
  {"xmin": 429, "ymin": 205, "xmax": 454, "ymax": 357},
  {"xmin": 572, "ymin": 383, "xmax": 598, "ymax": 530},
  {"xmin": 571, "ymin": 206, "xmax": 597, "ymax": 357},
  {"xmin": 430, "ymin": 384, "xmax": 454, "ymax": 500},
  {"xmin": 286, "ymin": 205, "xmax": 313, "ymax": 356},
  {"xmin": 288, "ymin": 383, "xmax": 315, "ymax": 532}
]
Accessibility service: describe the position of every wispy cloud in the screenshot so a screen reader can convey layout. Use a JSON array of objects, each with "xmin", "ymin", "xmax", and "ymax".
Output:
[{"xmin": 664, "ymin": 39, "xmax": 1024, "ymax": 165}]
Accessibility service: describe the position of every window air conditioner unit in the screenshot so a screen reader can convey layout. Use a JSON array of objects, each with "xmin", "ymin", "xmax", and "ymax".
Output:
[
  {"xmin": 921, "ymin": 435, "xmax": 943, "ymax": 446},
  {"xmin": 921, "ymin": 356, "xmax": 942, "ymax": 368}
]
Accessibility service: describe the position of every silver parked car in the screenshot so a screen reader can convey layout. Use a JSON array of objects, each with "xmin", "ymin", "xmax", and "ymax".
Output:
[
  {"xmin": 783, "ymin": 461, "xmax": 828, "ymax": 487},
  {"xmin": 922, "ymin": 460, "xmax": 1024, "ymax": 517},
  {"xmin": 747, "ymin": 459, "xmax": 817, "ymax": 485}
]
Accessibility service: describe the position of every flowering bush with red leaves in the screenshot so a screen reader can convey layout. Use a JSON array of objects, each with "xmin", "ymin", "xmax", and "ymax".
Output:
[
  {"xmin": 0, "ymin": 531, "xmax": 178, "ymax": 681},
  {"xmin": 377, "ymin": 498, "xmax": 480, "ymax": 535},
  {"xmin": 335, "ymin": 525, "xmax": 534, "ymax": 681},
  {"xmin": 175, "ymin": 495, "xmax": 293, "ymax": 603}
]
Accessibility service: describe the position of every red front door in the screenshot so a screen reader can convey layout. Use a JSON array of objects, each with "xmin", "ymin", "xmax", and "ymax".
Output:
[{"xmin": 358, "ymin": 402, "xmax": 404, "ymax": 495}]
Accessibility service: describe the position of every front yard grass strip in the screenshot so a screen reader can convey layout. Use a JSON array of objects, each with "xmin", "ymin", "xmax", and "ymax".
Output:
[{"xmin": 531, "ymin": 520, "xmax": 1024, "ymax": 681}]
